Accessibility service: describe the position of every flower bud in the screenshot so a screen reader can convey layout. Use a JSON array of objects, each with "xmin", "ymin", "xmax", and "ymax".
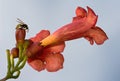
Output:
[
  {"xmin": 11, "ymin": 47, "xmax": 19, "ymax": 58},
  {"xmin": 16, "ymin": 28, "xmax": 26, "ymax": 44}
]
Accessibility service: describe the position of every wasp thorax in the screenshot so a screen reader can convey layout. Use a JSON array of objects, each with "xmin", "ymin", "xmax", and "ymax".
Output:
[
  {"xmin": 16, "ymin": 24, "xmax": 29, "ymax": 31},
  {"xmin": 16, "ymin": 18, "xmax": 29, "ymax": 31}
]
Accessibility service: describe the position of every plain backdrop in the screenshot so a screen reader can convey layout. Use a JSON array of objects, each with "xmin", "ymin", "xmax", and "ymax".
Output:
[{"xmin": 0, "ymin": 0, "xmax": 120, "ymax": 81}]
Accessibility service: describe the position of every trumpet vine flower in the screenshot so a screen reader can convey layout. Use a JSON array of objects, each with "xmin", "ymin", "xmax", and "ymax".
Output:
[{"xmin": 27, "ymin": 6, "xmax": 108, "ymax": 72}]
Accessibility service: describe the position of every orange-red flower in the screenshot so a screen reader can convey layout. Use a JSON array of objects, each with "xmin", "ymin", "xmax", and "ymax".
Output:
[
  {"xmin": 27, "ymin": 30, "xmax": 65, "ymax": 72},
  {"xmin": 27, "ymin": 6, "xmax": 108, "ymax": 72}
]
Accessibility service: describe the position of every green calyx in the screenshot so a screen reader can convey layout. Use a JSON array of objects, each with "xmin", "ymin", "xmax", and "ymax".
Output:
[{"xmin": 4, "ymin": 40, "xmax": 30, "ymax": 80}]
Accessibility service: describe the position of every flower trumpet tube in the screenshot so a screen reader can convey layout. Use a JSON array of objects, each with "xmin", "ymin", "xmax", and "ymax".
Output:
[{"xmin": 40, "ymin": 6, "xmax": 98, "ymax": 46}]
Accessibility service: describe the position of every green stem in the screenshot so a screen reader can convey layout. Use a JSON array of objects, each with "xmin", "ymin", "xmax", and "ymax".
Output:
[
  {"xmin": 17, "ymin": 56, "xmax": 27, "ymax": 70},
  {"xmin": 10, "ymin": 55, "xmax": 14, "ymax": 70},
  {"xmin": 1, "ymin": 39, "xmax": 30, "ymax": 80},
  {"xmin": 14, "ymin": 45, "xmax": 25, "ymax": 70},
  {"xmin": 6, "ymin": 50, "xmax": 11, "ymax": 73},
  {"xmin": 3, "ymin": 45, "xmax": 27, "ymax": 80}
]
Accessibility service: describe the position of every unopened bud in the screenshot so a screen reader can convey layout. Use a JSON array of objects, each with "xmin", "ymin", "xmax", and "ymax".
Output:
[
  {"xmin": 16, "ymin": 28, "xmax": 26, "ymax": 44},
  {"xmin": 11, "ymin": 47, "xmax": 19, "ymax": 58}
]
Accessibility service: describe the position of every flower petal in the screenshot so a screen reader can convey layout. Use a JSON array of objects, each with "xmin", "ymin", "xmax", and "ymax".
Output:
[
  {"xmin": 45, "ymin": 53, "xmax": 64, "ymax": 72},
  {"xmin": 36, "ymin": 42, "xmax": 65, "ymax": 60},
  {"xmin": 30, "ymin": 30, "xmax": 50, "ymax": 42},
  {"xmin": 27, "ymin": 58, "xmax": 45, "ymax": 72},
  {"xmin": 73, "ymin": 6, "xmax": 87, "ymax": 22},
  {"xmin": 83, "ymin": 26, "xmax": 108, "ymax": 45},
  {"xmin": 86, "ymin": 6, "xmax": 98, "ymax": 26},
  {"xmin": 76, "ymin": 6, "xmax": 87, "ymax": 17}
]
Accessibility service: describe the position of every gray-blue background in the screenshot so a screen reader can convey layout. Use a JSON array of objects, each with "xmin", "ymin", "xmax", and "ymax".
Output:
[{"xmin": 0, "ymin": 0, "xmax": 120, "ymax": 81}]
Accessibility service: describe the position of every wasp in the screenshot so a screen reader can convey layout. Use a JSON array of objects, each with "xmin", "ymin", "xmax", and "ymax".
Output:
[{"xmin": 16, "ymin": 18, "xmax": 29, "ymax": 32}]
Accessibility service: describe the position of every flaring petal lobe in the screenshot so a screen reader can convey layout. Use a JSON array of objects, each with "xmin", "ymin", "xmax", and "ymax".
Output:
[
  {"xmin": 45, "ymin": 53, "xmax": 64, "ymax": 72},
  {"xmin": 27, "ymin": 58, "xmax": 45, "ymax": 72},
  {"xmin": 84, "ymin": 26, "xmax": 108, "ymax": 45},
  {"xmin": 30, "ymin": 30, "xmax": 50, "ymax": 42},
  {"xmin": 75, "ymin": 6, "xmax": 87, "ymax": 17}
]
